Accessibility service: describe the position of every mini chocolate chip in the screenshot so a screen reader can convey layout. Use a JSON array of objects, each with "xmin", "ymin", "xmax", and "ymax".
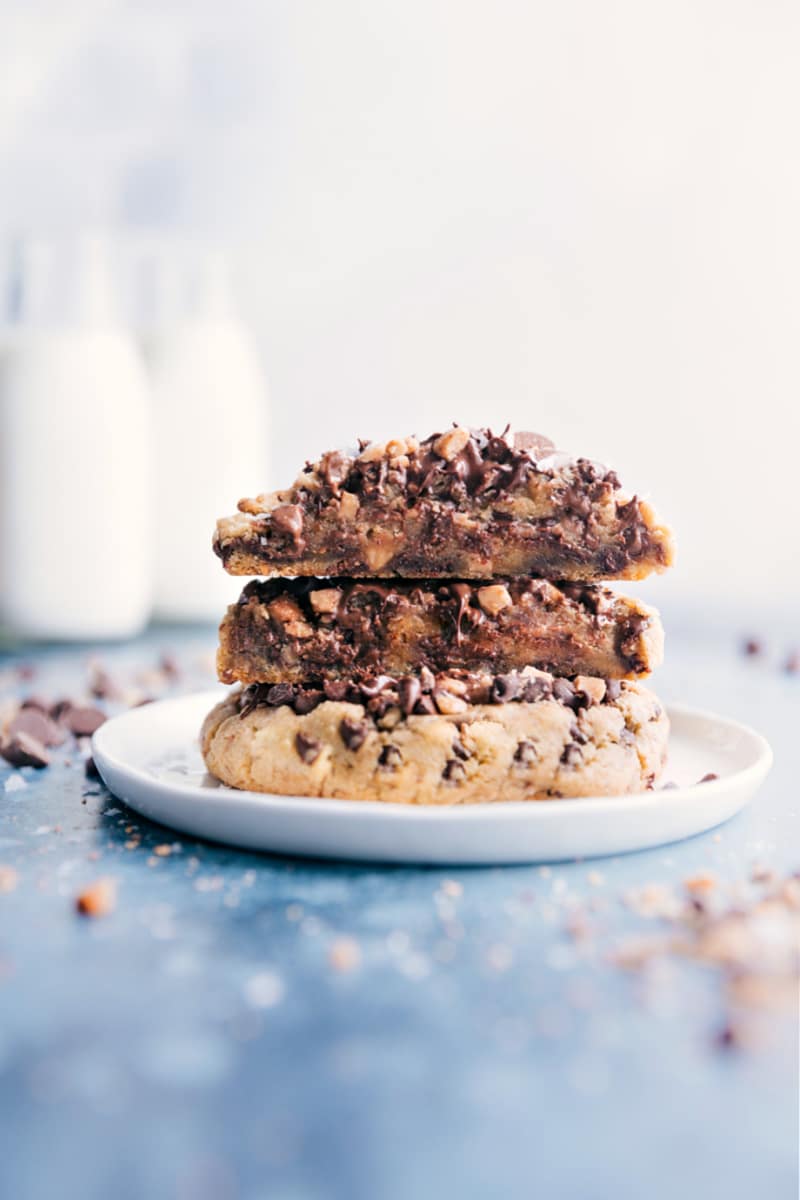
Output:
[
  {"xmin": 1, "ymin": 731, "xmax": 50, "ymax": 768},
  {"xmin": 699, "ymin": 772, "xmax": 719, "ymax": 784},
  {"xmin": 604, "ymin": 680, "xmax": 622, "ymax": 702},
  {"xmin": 398, "ymin": 676, "xmax": 421, "ymax": 715},
  {"xmin": 560, "ymin": 741, "xmax": 583, "ymax": 766},
  {"xmin": 514, "ymin": 739, "xmax": 537, "ymax": 765},
  {"xmin": 378, "ymin": 744, "xmax": 402, "ymax": 770},
  {"xmin": 294, "ymin": 690, "xmax": 324, "ymax": 715},
  {"xmin": 742, "ymin": 638, "xmax": 763, "ymax": 657},
  {"xmin": 442, "ymin": 758, "xmax": 466, "ymax": 782},
  {"xmin": 522, "ymin": 677, "xmax": 552, "ymax": 703},
  {"xmin": 295, "ymin": 732, "xmax": 322, "ymax": 764},
  {"xmin": 552, "ymin": 678, "xmax": 574, "ymax": 703},
  {"xmin": 266, "ymin": 683, "xmax": 295, "ymax": 707},
  {"xmin": 8, "ymin": 708, "xmax": 65, "ymax": 748},
  {"xmin": 339, "ymin": 717, "xmax": 368, "ymax": 751},
  {"xmin": 491, "ymin": 673, "xmax": 520, "ymax": 703},
  {"xmin": 413, "ymin": 695, "xmax": 437, "ymax": 715},
  {"xmin": 66, "ymin": 707, "xmax": 107, "ymax": 737},
  {"xmin": 452, "ymin": 737, "xmax": 470, "ymax": 760}
]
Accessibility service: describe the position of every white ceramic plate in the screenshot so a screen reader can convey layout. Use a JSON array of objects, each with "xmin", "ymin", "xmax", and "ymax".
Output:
[{"xmin": 92, "ymin": 690, "xmax": 772, "ymax": 865}]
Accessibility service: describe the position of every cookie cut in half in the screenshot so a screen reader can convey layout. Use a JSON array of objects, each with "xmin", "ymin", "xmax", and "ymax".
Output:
[
  {"xmin": 214, "ymin": 426, "xmax": 674, "ymax": 581},
  {"xmin": 217, "ymin": 577, "xmax": 664, "ymax": 685}
]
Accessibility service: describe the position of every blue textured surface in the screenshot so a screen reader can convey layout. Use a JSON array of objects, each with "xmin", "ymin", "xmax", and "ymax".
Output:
[{"xmin": 0, "ymin": 619, "xmax": 797, "ymax": 1200}]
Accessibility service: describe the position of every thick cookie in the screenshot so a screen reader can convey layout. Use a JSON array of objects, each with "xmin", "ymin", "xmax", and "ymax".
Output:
[
  {"xmin": 201, "ymin": 670, "xmax": 669, "ymax": 803},
  {"xmin": 218, "ymin": 577, "xmax": 663, "ymax": 685},
  {"xmin": 213, "ymin": 426, "xmax": 674, "ymax": 582}
]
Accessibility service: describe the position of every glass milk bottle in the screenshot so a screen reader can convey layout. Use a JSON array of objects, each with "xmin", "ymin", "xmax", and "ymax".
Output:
[
  {"xmin": 148, "ymin": 250, "xmax": 270, "ymax": 621},
  {"xmin": 0, "ymin": 235, "xmax": 153, "ymax": 640}
]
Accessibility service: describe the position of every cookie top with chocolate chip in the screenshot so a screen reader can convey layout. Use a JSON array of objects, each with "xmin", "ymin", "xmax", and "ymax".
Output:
[{"xmin": 214, "ymin": 425, "xmax": 674, "ymax": 582}]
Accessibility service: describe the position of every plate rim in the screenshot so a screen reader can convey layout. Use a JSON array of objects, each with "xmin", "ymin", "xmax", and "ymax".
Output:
[{"xmin": 92, "ymin": 690, "xmax": 774, "ymax": 821}]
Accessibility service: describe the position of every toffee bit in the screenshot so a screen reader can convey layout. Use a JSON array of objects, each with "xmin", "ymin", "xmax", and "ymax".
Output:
[{"xmin": 75, "ymin": 878, "xmax": 117, "ymax": 918}]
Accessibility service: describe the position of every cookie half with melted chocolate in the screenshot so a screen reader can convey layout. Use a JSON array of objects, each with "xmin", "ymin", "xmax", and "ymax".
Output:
[
  {"xmin": 217, "ymin": 577, "xmax": 664, "ymax": 685},
  {"xmin": 213, "ymin": 426, "xmax": 674, "ymax": 581}
]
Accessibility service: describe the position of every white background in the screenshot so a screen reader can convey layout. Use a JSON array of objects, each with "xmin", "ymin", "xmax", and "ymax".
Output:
[{"xmin": 1, "ymin": 1, "xmax": 798, "ymax": 611}]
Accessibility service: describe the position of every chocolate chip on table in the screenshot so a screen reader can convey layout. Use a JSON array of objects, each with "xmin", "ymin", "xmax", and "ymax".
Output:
[
  {"xmin": 783, "ymin": 650, "xmax": 800, "ymax": 676},
  {"xmin": 8, "ymin": 707, "xmax": 66, "ymax": 748},
  {"xmin": 698, "ymin": 772, "xmax": 719, "ymax": 784},
  {"xmin": 295, "ymin": 732, "xmax": 322, "ymax": 764},
  {"xmin": 339, "ymin": 717, "xmax": 368, "ymax": 751},
  {"xmin": 0, "ymin": 731, "xmax": 50, "ymax": 768},
  {"xmin": 50, "ymin": 699, "xmax": 75, "ymax": 723},
  {"xmin": 65, "ymin": 707, "xmax": 107, "ymax": 737},
  {"xmin": 742, "ymin": 637, "xmax": 763, "ymax": 657}
]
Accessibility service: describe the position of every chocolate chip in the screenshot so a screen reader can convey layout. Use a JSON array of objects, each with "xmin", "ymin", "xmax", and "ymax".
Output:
[
  {"xmin": 295, "ymin": 732, "xmax": 322, "ymax": 764},
  {"xmin": 452, "ymin": 737, "xmax": 470, "ymax": 761},
  {"xmin": 20, "ymin": 696, "xmax": 50, "ymax": 713},
  {"xmin": 491, "ymin": 673, "xmax": 520, "ymax": 703},
  {"xmin": 604, "ymin": 680, "xmax": 622, "ymax": 702},
  {"xmin": 552, "ymin": 678, "xmax": 581, "ymax": 710},
  {"xmin": 65, "ymin": 707, "xmax": 107, "ymax": 737},
  {"xmin": 270, "ymin": 504, "xmax": 305, "ymax": 550},
  {"xmin": 522, "ymin": 677, "xmax": 552, "ymax": 703},
  {"xmin": 398, "ymin": 676, "xmax": 421, "ymax": 714},
  {"xmin": 442, "ymin": 758, "xmax": 466, "ymax": 782},
  {"xmin": 413, "ymin": 694, "xmax": 437, "ymax": 715},
  {"xmin": 266, "ymin": 683, "xmax": 295, "ymax": 707},
  {"xmin": 50, "ymin": 699, "xmax": 75, "ymax": 723},
  {"xmin": 324, "ymin": 680, "xmax": 350, "ymax": 702},
  {"xmin": 698, "ymin": 772, "xmax": 719, "ymax": 784},
  {"xmin": 378, "ymin": 744, "xmax": 402, "ymax": 770},
  {"xmin": 560, "ymin": 740, "xmax": 583, "ymax": 767},
  {"xmin": 8, "ymin": 707, "xmax": 65, "ymax": 748},
  {"xmin": 339, "ymin": 717, "xmax": 368, "ymax": 751},
  {"xmin": 514, "ymin": 739, "xmax": 537, "ymax": 765},
  {"xmin": 1, "ymin": 731, "xmax": 50, "ymax": 768},
  {"xmin": 742, "ymin": 638, "xmax": 763, "ymax": 657},
  {"xmin": 294, "ymin": 689, "xmax": 324, "ymax": 715}
]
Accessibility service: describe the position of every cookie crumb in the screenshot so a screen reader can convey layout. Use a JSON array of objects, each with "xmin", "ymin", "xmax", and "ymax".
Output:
[
  {"xmin": 75, "ymin": 878, "xmax": 117, "ymax": 917},
  {"xmin": 328, "ymin": 937, "xmax": 362, "ymax": 972},
  {"xmin": 0, "ymin": 866, "xmax": 19, "ymax": 894}
]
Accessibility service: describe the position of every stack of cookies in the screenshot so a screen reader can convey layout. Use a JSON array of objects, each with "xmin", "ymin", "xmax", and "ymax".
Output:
[{"xmin": 202, "ymin": 426, "xmax": 674, "ymax": 804}]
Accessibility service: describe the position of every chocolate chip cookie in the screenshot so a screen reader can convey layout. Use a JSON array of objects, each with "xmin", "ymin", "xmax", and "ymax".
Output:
[{"xmin": 201, "ymin": 669, "xmax": 669, "ymax": 802}]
